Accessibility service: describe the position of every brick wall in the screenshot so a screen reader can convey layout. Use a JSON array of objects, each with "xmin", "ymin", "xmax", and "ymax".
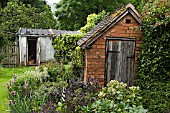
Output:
[{"xmin": 84, "ymin": 14, "xmax": 142, "ymax": 86}]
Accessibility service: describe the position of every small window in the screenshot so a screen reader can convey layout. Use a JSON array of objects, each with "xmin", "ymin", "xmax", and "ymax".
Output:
[{"xmin": 126, "ymin": 19, "xmax": 131, "ymax": 24}]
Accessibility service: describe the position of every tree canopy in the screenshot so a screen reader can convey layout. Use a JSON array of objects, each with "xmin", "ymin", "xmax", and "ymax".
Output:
[
  {"xmin": 55, "ymin": 0, "xmax": 137, "ymax": 30},
  {"xmin": 0, "ymin": 0, "xmax": 48, "ymax": 11},
  {"xmin": 80, "ymin": 11, "xmax": 109, "ymax": 33},
  {"xmin": 0, "ymin": 0, "xmax": 56, "ymax": 42}
]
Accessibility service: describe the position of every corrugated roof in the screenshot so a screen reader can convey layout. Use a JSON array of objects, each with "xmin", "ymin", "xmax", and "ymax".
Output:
[
  {"xmin": 18, "ymin": 28, "xmax": 81, "ymax": 36},
  {"xmin": 77, "ymin": 3, "xmax": 141, "ymax": 48}
]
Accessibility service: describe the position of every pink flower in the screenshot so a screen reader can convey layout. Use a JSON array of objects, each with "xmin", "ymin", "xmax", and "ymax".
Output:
[
  {"xmin": 10, "ymin": 91, "xmax": 16, "ymax": 96},
  {"xmin": 23, "ymin": 85, "xmax": 27, "ymax": 89},
  {"xmin": 24, "ymin": 80, "xmax": 28, "ymax": 87},
  {"xmin": 9, "ymin": 80, "xmax": 13, "ymax": 85},
  {"xmin": 8, "ymin": 100, "xmax": 14, "ymax": 105}
]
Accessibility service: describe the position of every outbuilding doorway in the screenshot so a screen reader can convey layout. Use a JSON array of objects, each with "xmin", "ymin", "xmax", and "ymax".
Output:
[
  {"xmin": 28, "ymin": 38, "xmax": 37, "ymax": 65},
  {"xmin": 105, "ymin": 37, "xmax": 135, "ymax": 87},
  {"xmin": 27, "ymin": 37, "xmax": 40, "ymax": 65}
]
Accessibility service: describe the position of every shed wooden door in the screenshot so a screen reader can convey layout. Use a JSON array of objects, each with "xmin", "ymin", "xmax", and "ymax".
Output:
[
  {"xmin": 36, "ymin": 38, "xmax": 40, "ymax": 65},
  {"xmin": 106, "ymin": 39, "xmax": 135, "ymax": 87}
]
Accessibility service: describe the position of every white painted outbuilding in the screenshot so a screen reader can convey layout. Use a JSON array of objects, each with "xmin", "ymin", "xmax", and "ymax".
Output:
[{"xmin": 18, "ymin": 28, "xmax": 81, "ymax": 66}]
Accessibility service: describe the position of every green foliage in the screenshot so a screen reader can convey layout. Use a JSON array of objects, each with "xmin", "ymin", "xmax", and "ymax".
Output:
[
  {"xmin": 0, "ymin": 0, "xmax": 49, "ymax": 9},
  {"xmin": 0, "ymin": 0, "xmax": 9, "ymax": 7},
  {"xmin": 20, "ymin": 0, "xmax": 50, "ymax": 13},
  {"xmin": 53, "ymin": 34, "xmax": 84, "ymax": 63},
  {"xmin": 53, "ymin": 34, "xmax": 85, "ymax": 79},
  {"xmin": 39, "ymin": 78, "xmax": 99, "ymax": 113},
  {"xmin": 41, "ymin": 52, "xmax": 84, "ymax": 81},
  {"xmin": 68, "ymin": 46, "xmax": 84, "ymax": 78},
  {"xmin": 80, "ymin": 11, "xmax": 109, "ymax": 33},
  {"xmin": 55, "ymin": 0, "xmax": 138, "ymax": 30},
  {"xmin": 135, "ymin": 0, "xmax": 170, "ymax": 112},
  {"xmin": 0, "ymin": 66, "xmax": 34, "ymax": 77},
  {"xmin": 0, "ymin": 0, "xmax": 56, "ymax": 41},
  {"xmin": 40, "ymin": 61, "xmax": 71, "ymax": 81},
  {"xmin": 0, "ymin": 54, "xmax": 5, "ymax": 65},
  {"xmin": 0, "ymin": 66, "xmax": 34, "ymax": 112},
  {"xmin": 82, "ymin": 80, "xmax": 147, "ymax": 113},
  {"xmin": 7, "ymin": 67, "xmax": 49, "ymax": 112}
]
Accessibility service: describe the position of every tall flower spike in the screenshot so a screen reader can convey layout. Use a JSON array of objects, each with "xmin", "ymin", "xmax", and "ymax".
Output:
[
  {"xmin": 9, "ymin": 80, "xmax": 13, "ymax": 85},
  {"xmin": 6, "ymin": 83, "xmax": 10, "ymax": 90}
]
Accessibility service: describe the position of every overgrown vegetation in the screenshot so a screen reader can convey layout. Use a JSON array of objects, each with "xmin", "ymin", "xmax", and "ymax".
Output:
[
  {"xmin": 80, "ymin": 11, "xmax": 109, "ymax": 33},
  {"xmin": 53, "ymin": 33, "xmax": 85, "ymax": 80},
  {"xmin": 0, "ymin": 0, "xmax": 55, "ymax": 43},
  {"xmin": 135, "ymin": 0, "xmax": 170, "ymax": 112},
  {"xmin": 55, "ymin": 0, "xmax": 138, "ymax": 30},
  {"xmin": 82, "ymin": 80, "xmax": 147, "ymax": 113},
  {"xmin": 6, "ymin": 66, "xmax": 98, "ymax": 112},
  {"xmin": 7, "ymin": 65, "xmax": 145, "ymax": 112},
  {"xmin": 7, "ymin": 67, "xmax": 49, "ymax": 112},
  {"xmin": 53, "ymin": 34, "xmax": 84, "ymax": 63},
  {"xmin": 0, "ymin": 66, "xmax": 34, "ymax": 112}
]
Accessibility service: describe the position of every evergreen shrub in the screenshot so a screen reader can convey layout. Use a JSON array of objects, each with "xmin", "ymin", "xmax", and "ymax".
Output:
[{"xmin": 135, "ymin": 0, "xmax": 170, "ymax": 112}]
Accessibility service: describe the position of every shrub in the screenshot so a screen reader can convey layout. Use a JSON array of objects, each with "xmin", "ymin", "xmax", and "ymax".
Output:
[
  {"xmin": 40, "ymin": 61, "xmax": 65, "ymax": 81},
  {"xmin": 64, "ymin": 46, "xmax": 84, "ymax": 79},
  {"xmin": 82, "ymin": 80, "xmax": 147, "ymax": 113},
  {"xmin": 53, "ymin": 34, "xmax": 84, "ymax": 63},
  {"xmin": 7, "ymin": 67, "xmax": 49, "ymax": 112},
  {"xmin": 52, "ymin": 34, "xmax": 85, "ymax": 79},
  {"xmin": 40, "ymin": 57, "xmax": 84, "ymax": 81},
  {"xmin": 135, "ymin": 0, "xmax": 170, "ymax": 112},
  {"xmin": 39, "ymin": 78, "xmax": 99, "ymax": 113},
  {"xmin": 80, "ymin": 10, "xmax": 109, "ymax": 33}
]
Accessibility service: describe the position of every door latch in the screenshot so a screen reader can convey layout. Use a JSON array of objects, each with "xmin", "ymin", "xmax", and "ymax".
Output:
[{"xmin": 127, "ymin": 55, "xmax": 134, "ymax": 58}]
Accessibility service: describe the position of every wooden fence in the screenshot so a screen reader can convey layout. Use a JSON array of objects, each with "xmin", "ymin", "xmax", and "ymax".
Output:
[{"xmin": 0, "ymin": 42, "xmax": 19, "ymax": 66}]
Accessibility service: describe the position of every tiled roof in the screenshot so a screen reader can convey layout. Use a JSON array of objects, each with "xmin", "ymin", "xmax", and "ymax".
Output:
[
  {"xmin": 18, "ymin": 28, "xmax": 81, "ymax": 36},
  {"xmin": 77, "ymin": 3, "xmax": 141, "ymax": 48}
]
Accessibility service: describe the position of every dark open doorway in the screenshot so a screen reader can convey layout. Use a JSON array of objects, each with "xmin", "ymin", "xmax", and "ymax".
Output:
[{"xmin": 28, "ymin": 38, "xmax": 37, "ymax": 65}]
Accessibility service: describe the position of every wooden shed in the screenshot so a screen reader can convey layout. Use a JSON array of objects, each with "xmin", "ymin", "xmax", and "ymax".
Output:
[
  {"xmin": 18, "ymin": 28, "xmax": 81, "ymax": 66},
  {"xmin": 77, "ymin": 3, "xmax": 142, "ymax": 87}
]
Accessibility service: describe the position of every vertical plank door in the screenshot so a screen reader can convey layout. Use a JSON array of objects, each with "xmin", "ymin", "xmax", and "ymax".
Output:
[
  {"xmin": 106, "ymin": 39, "xmax": 135, "ymax": 87},
  {"xmin": 36, "ymin": 38, "xmax": 40, "ymax": 65}
]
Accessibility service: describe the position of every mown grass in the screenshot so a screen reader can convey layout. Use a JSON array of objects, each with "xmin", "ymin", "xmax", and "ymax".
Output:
[{"xmin": 0, "ymin": 66, "xmax": 34, "ymax": 113}]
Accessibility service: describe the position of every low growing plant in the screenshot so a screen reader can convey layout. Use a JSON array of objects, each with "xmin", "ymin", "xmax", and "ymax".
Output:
[
  {"xmin": 39, "ymin": 78, "xmax": 99, "ymax": 113},
  {"xmin": 82, "ymin": 80, "xmax": 147, "ymax": 113}
]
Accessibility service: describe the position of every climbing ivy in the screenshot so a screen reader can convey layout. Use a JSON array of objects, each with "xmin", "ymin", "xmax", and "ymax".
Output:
[
  {"xmin": 53, "ymin": 34, "xmax": 84, "ymax": 63},
  {"xmin": 135, "ymin": 0, "xmax": 170, "ymax": 113}
]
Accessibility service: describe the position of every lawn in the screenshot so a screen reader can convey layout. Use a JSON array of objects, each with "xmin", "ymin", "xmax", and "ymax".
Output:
[{"xmin": 0, "ymin": 66, "xmax": 34, "ymax": 113}]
